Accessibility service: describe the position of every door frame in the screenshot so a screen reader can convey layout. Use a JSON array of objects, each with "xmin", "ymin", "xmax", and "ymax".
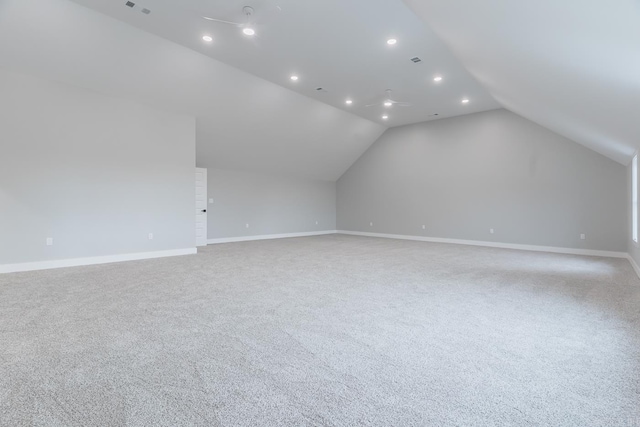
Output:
[{"xmin": 195, "ymin": 167, "xmax": 208, "ymax": 247}]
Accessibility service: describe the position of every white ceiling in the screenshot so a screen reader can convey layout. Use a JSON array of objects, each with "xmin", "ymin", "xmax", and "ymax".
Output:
[
  {"xmin": 403, "ymin": 0, "xmax": 640, "ymax": 165},
  {"xmin": 0, "ymin": 0, "xmax": 386, "ymax": 181},
  {"xmin": 68, "ymin": 0, "xmax": 501, "ymax": 127},
  {"xmin": 2, "ymin": 0, "xmax": 633, "ymax": 181}
]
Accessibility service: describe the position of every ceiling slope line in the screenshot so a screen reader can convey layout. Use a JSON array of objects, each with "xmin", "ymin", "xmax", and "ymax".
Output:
[{"xmin": 403, "ymin": 0, "xmax": 640, "ymax": 165}]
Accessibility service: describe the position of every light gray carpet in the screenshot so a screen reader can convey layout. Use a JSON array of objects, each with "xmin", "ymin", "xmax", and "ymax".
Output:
[{"xmin": 1, "ymin": 235, "xmax": 639, "ymax": 426}]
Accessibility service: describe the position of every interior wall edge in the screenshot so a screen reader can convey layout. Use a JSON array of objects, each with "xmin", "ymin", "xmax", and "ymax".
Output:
[{"xmin": 626, "ymin": 254, "xmax": 640, "ymax": 279}]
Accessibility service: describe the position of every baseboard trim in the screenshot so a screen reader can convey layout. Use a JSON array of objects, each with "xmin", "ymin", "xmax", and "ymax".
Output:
[
  {"xmin": 0, "ymin": 248, "xmax": 197, "ymax": 274},
  {"xmin": 336, "ymin": 230, "xmax": 627, "ymax": 259},
  {"xmin": 2, "ymin": 233, "xmax": 631, "ymax": 274},
  {"xmin": 626, "ymin": 255, "xmax": 640, "ymax": 279},
  {"xmin": 207, "ymin": 230, "xmax": 338, "ymax": 245}
]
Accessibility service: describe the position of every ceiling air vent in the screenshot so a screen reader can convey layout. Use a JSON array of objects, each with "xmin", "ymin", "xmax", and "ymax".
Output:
[
  {"xmin": 141, "ymin": 8, "xmax": 151, "ymax": 14},
  {"xmin": 315, "ymin": 87, "xmax": 328, "ymax": 93},
  {"xmin": 125, "ymin": 1, "xmax": 135, "ymax": 7},
  {"xmin": 410, "ymin": 57, "xmax": 422, "ymax": 63}
]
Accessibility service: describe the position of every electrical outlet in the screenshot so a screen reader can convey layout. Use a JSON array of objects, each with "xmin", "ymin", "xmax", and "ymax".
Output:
[
  {"xmin": 246, "ymin": 223, "xmax": 250, "ymax": 229},
  {"xmin": 148, "ymin": 233, "xmax": 154, "ymax": 240},
  {"xmin": 315, "ymin": 221, "xmax": 318, "ymax": 225},
  {"xmin": 490, "ymin": 228, "xmax": 495, "ymax": 234},
  {"xmin": 580, "ymin": 234, "xmax": 586, "ymax": 240},
  {"xmin": 369, "ymin": 222, "xmax": 373, "ymax": 227},
  {"xmin": 209, "ymin": 198, "xmax": 213, "ymax": 204},
  {"xmin": 422, "ymin": 225, "xmax": 426, "ymax": 230},
  {"xmin": 46, "ymin": 238, "xmax": 53, "ymax": 246}
]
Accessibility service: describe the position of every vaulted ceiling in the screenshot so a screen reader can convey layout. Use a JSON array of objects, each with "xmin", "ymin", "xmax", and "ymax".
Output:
[
  {"xmin": 0, "ymin": 0, "xmax": 386, "ymax": 181},
  {"xmin": 1, "ymin": 0, "xmax": 635, "ymax": 181},
  {"xmin": 68, "ymin": 0, "xmax": 500, "ymax": 127},
  {"xmin": 403, "ymin": 0, "xmax": 640, "ymax": 165}
]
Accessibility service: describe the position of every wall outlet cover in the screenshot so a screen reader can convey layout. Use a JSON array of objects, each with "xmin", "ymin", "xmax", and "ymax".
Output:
[{"xmin": 46, "ymin": 238, "xmax": 53, "ymax": 246}]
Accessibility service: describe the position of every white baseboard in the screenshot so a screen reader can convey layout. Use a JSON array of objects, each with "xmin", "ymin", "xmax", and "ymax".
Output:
[
  {"xmin": 0, "ymin": 248, "xmax": 197, "ymax": 274},
  {"xmin": 3, "ymin": 232, "xmax": 634, "ymax": 276},
  {"xmin": 626, "ymin": 255, "xmax": 640, "ymax": 279},
  {"xmin": 337, "ymin": 230, "xmax": 628, "ymax": 259},
  {"xmin": 207, "ymin": 230, "xmax": 337, "ymax": 245}
]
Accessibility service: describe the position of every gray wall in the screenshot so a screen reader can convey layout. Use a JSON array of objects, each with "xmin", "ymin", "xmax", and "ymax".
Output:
[
  {"xmin": 204, "ymin": 168, "xmax": 336, "ymax": 239},
  {"xmin": 0, "ymin": 69, "xmax": 196, "ymax": 265},
  {"xmin": 628, "ymin": 162, "xmax": 640, "ymax": 264},
  {"xmin": 337, "ymin": 109, "xmax": 626, "ymax": 251}
]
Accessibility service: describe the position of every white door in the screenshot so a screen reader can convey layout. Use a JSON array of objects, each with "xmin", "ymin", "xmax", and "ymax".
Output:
[{"xmin": 195, "ymin": 168, "xmax": 208, "ymax": 247}]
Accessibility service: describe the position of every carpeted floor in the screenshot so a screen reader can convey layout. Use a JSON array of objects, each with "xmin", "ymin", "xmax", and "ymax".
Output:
[{"xmin": 1, "ymin": 235, "xmax": 639, "ymax": 426}]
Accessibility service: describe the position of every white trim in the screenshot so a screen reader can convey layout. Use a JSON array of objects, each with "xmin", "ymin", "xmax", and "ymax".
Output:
[
  {"xmin": 627, "ymin": 254, "xmax": 640, "ymax": 279},
  {"xmin": 0, "ymin": 248, "xmax": 197, "ymax": 274},
  {"xmin": 633, "ymin": 154, "xmax": 638, "ymax": 243},
  {"xmin": 207, "ymin": 230, "xmax": 337, "ymax": 245},
  {"xmin": 195, "ymin": 167, "xmax": 208, "ymax": 247},
  {"xmin": 337, "ymin": 230, "xmax": 627, "ymax": 259},
  {"xmin": 2, "ymin": 233, "xmax": 632, "ymax": 274}
]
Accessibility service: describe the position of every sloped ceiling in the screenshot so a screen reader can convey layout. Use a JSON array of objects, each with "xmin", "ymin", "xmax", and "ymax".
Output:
[
  {"xmin": 0, "ymin": 0, "xmax": 386, "ymax": 181},
  {"xmin": 403, "ymin": 0, "xmax": 640, "ymax": 165},
  {"xmin": 68, "ymin": 0, "xmax": 501, "ymax": 128}
]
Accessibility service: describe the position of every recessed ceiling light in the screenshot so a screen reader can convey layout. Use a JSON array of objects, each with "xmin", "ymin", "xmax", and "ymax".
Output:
[
  {"xmin": 382, "ymin": 115, "xmax": 389, "ymax": 120},
  {"xmin": 345, "ymin": 99, "xmax": 353, "ymax": 105},
  {"xmin": 387, "ymin": 38, "xmax": 397, "ymax": 46},
  {"xmin": 290, "ymin": 75, "xmax": 299, "ymax": 81},
  {"xmin": 384, "ymin": 101, "xmax": 393, "ymax": 107},
  {"xmin": 202, "ymin": 35, "xmax": 213, "ymax": 42},
  {"xmin": 434, "ymin": 76, "xmax": 443, "ymax": 82},
  {"xmin": 243, "ymin": 27, "xmax": 256, "ymax": 36},
  {"xmin": 462, "ymin": 98, "xmax": 470, "ymax": 104}
]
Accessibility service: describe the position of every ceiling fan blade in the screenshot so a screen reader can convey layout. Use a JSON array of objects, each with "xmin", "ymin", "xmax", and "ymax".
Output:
[{"xmin": 202, "ymin": 16, "xmax": 243, "ymax": 26}]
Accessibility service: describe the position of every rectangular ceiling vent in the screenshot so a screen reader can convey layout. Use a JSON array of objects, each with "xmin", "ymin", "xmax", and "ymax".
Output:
[
  {"xmin": 125, "ymin": 1, "xmax": 135, "ymax": 7},
  {"xmin": 141, "ymin": 8, "xmax": 151, "ymax": 14},
  {"xmin": 315, "ymin": 87, "xmax": 328, "ymax": 93},
  {"xmin": 410, "ymin": 57, "xmax": 422, "ymax": 63}
]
